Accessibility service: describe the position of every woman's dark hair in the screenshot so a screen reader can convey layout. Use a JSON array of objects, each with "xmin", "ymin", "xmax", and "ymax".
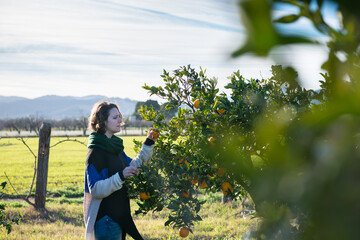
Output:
[{"xmin": 88, "ymin": 100, "xmax": 124, "ymax": 134}]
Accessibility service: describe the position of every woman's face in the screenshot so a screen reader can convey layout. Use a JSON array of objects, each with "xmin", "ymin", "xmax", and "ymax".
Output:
[{"xmin": 104, "ymin": 107, "xmax": 122, "ymax": 136}]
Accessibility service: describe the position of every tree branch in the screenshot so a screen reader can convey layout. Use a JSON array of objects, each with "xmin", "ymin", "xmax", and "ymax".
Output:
[
  {"xmin": 3, "ymin": 172, "xmax": 38, "ymax": 209},
  {"xmin": 16, "ymin": 137, "xmax": 37, "ymax": 159},
  {"xmin": 15, "ymin": 137, "xmax": 38, "ymax": 199},
  {"xmin": 27, "ymin": 156, "xmax": 37, "ymax": 200},
  {"xmin": 13, "ymin": 137, "xmax": 39, "ymax": 203},
  {"xmin": 4, "ymin": 171, "xmax": 19, "ymax": 195}
]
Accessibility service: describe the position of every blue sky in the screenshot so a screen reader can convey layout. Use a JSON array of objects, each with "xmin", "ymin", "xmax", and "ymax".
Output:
[{"xmin": 0, "ymin": 0, "xmax": 334, "ymax": 101}]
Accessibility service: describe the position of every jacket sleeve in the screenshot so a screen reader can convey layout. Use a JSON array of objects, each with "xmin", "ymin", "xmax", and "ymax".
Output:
[
  {"xmin": 88, "ymin": 169, "xmax": 124, "ymax": 199},
  {"xmin": 129, "ymin": 143, "xmax": 154, "ymax": 168}
]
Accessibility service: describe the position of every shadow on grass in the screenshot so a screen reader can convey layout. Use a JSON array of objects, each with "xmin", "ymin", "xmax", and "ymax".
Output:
[{"xmin": 17, "ymin": 204, "xmax": 84, "ymax": 227}]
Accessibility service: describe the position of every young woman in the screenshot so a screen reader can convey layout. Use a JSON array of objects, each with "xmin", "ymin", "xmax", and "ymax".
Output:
[{"xmin": 84, "ymin": 100, "xmax": 158, "ymax": 240}]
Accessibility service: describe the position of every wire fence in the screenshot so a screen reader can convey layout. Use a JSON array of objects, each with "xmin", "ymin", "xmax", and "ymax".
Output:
[{"xmin": 0, "ymin": 128, "xmax": 147, "ymax": 138}]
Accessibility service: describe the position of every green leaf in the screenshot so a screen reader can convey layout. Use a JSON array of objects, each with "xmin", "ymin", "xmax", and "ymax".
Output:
[
  {"xmin": 233, "ymin": 0, "xmax": 313, "ymax": 57},
  {"xmin": 164, "ymin": 219, "xmax": 173, "ymax": 227},
  {"xmin": 195, "ymin": 202, "xmax": 202, "ymax": 213},
  {"xmin": 155, "ymin": 204, "xmax": 164, "ymax": 212},
  {"xmin": 168, "ymin": 202, "xmax": 179, "ymax": 210},
  {"xmin": 278, "ymin": 0, "xmax": 303, "ymax": 8},
  {"xmin": 274, "ymin": 14, "xmax": 300, "ymax": 23}
]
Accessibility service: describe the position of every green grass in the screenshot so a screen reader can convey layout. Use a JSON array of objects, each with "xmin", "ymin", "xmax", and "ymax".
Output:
[
  {"xmin": 0, "ymin": 136, "xmax": 258, "ymax": 239},
  {"xmin": 0, "ymin": 196, "xmax": 258, "ymax": 239}
]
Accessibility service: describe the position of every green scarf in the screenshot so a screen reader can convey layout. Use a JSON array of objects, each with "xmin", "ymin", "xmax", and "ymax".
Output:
[{"xmin": 87, "ymin": 131, "xmax": 124, "ymax": 155}]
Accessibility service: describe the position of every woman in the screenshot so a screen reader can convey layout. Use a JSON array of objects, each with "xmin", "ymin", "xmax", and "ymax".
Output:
[{"xmin": 84, "ymin": 100, "xmax": 158, "ymax": 240}]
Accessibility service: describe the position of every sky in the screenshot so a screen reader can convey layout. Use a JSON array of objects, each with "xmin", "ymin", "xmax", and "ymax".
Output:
[{"xmin": 0, "ymin": 0, "xmax": 337, "ymax": 101}]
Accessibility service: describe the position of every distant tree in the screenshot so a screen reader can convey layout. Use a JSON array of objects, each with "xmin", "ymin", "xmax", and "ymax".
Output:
[
  {"xmin": 1, "ymin": 117, "xmax": 42, "ymax": 135},
  {"xmin": 124, "ymin": 119, "xmax": 150, "ymax": 128},
  {"xmin": 58, "ymin": 118, "xmax": 74, "ymax": 131},
  {"xmin": 4, "ymin": 119, "xmax": 22, "ymax": 134},
  {"xmin": 0, "ymin": 120, "xmax": 5, "ymax": 131},
  {"xmin": 28, "ymin": 116, "xmax": 43, "ymax": 135},
  {"xmin": 75, "ymin": 117, "xmax": 88, "ymax": 136},
  {"xmin": 160, "ymin": 102, "xmax": 178, "ymax": 120},
  {"xmin": 132, "ymin": 100, "xmax": 161, "ymax": 120}
]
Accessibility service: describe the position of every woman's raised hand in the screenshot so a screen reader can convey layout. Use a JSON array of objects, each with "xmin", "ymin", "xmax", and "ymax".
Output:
[
  {"xmin": 148, "ymin": 128, "xmax": 160, "ymax": 141},
  {"xmin": 123, "ymin": 166, "xmax": 139, "ymax": 178}
]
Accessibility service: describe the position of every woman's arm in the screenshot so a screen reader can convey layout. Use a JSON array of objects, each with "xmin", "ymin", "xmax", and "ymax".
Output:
[
  {"xmin": 129, "ymin": 129, "xmax": 158, "ymax": 168},
  {"xmin": 129, "ymin": 142, "xmax": 154, "ymax": 168},
  {"xmin": 86, "ymin": 164, "xmax": 124, "ymax": 199},
  {"xmin": 86, "ymin": 159, "xmax": 140, "ymax": 199}
]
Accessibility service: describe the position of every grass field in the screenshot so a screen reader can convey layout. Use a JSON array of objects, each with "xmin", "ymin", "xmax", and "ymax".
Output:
[
  {"xmin": 0, "ymin": 136, "xmax": 258, "ymax": 239},
  {"xmin": 0, "ymin": 197, "xmax": 258, "ymax": 239}
]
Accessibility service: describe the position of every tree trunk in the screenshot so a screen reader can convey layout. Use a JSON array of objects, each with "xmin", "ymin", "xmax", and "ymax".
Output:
[{"xmin": 35, "ymin": 122, "xmax": 51, "ymax": 208}]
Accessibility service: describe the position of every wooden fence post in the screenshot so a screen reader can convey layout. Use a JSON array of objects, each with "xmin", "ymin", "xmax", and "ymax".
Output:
[{"xmin": 35, "ymin": 122, "xmax": 51, "ymax": 208}]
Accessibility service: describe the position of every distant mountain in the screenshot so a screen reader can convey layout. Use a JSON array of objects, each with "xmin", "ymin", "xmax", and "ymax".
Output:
[
  {"xmin": 0, "ymin": 96, "xmax": 28, "ymax": 103},
  {"xmin": 0, "ymin": 95, "xmax": 138, "ymax": 119}
]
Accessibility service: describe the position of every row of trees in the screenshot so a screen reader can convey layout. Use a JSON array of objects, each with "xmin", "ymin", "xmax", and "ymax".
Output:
[
  {"xmin": 0, "ymin": 117, "xmax": 149, "ymax": 135},
  {"xmin": 0, "ymin": 117, "xmax": 87, "ymax": 135},
  {"xmin": 0, "ymin": 100, "xmax": 177, "ymax": 136}
]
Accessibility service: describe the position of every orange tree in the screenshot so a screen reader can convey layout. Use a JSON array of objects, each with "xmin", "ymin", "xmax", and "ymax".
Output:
[
  {"xmin": 126, "ymin": 64, "xmax": 318, "ymax": 235},
  {"xmin": 128, "ymin": 0, "xmax": 360, "ymax": 238}
]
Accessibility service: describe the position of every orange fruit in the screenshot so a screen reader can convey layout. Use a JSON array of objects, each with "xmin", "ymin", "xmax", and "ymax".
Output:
[
  {"xmin": 140, "ymin": 192, "xmax": 150, "ymax": 200},
  {"xmin": 179, "ymin": 159, "xmax": 188, "ymax": 167},
  {"xmin": 152, "ymin": 131, "xmax": 159, "ymax": 138},
  {"xmin": 209, "ymin": 137, "xmax": 216, "ymax": 147},
  {"xmin": 193, "ymin": 99, "xmax": 200, "ymax": 109},
  {"xmin": 199, "ymin": 180, "xmax": 207, "ymax": 188},
  {"xmin": 179, "ymin": 226, "xmax": 190, "ymax": 238},
  {"xmin": 221, "ymin": 182, "xmax": 234, "ymax": 196},
  {"xmin": 217, "ymin": 168, "xmax": 226, "ymax": 177},
  {"xmin": 149, "ymin": 128, "xmax": 160, "ymax": 138},
  {"xmin": 217, "ymin": 108, "xmax": 226, "ymax": 114},
  {"xmin": 181, "ymin": 190, "xmax": 190, "ymax": 198},
  {"xmin": 191, "ymin": 178, "xmax": 198, "ymax": 185},
  {"xmin": 164, "ymin": 187, "xmax": 173, "ymax": 195}
]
